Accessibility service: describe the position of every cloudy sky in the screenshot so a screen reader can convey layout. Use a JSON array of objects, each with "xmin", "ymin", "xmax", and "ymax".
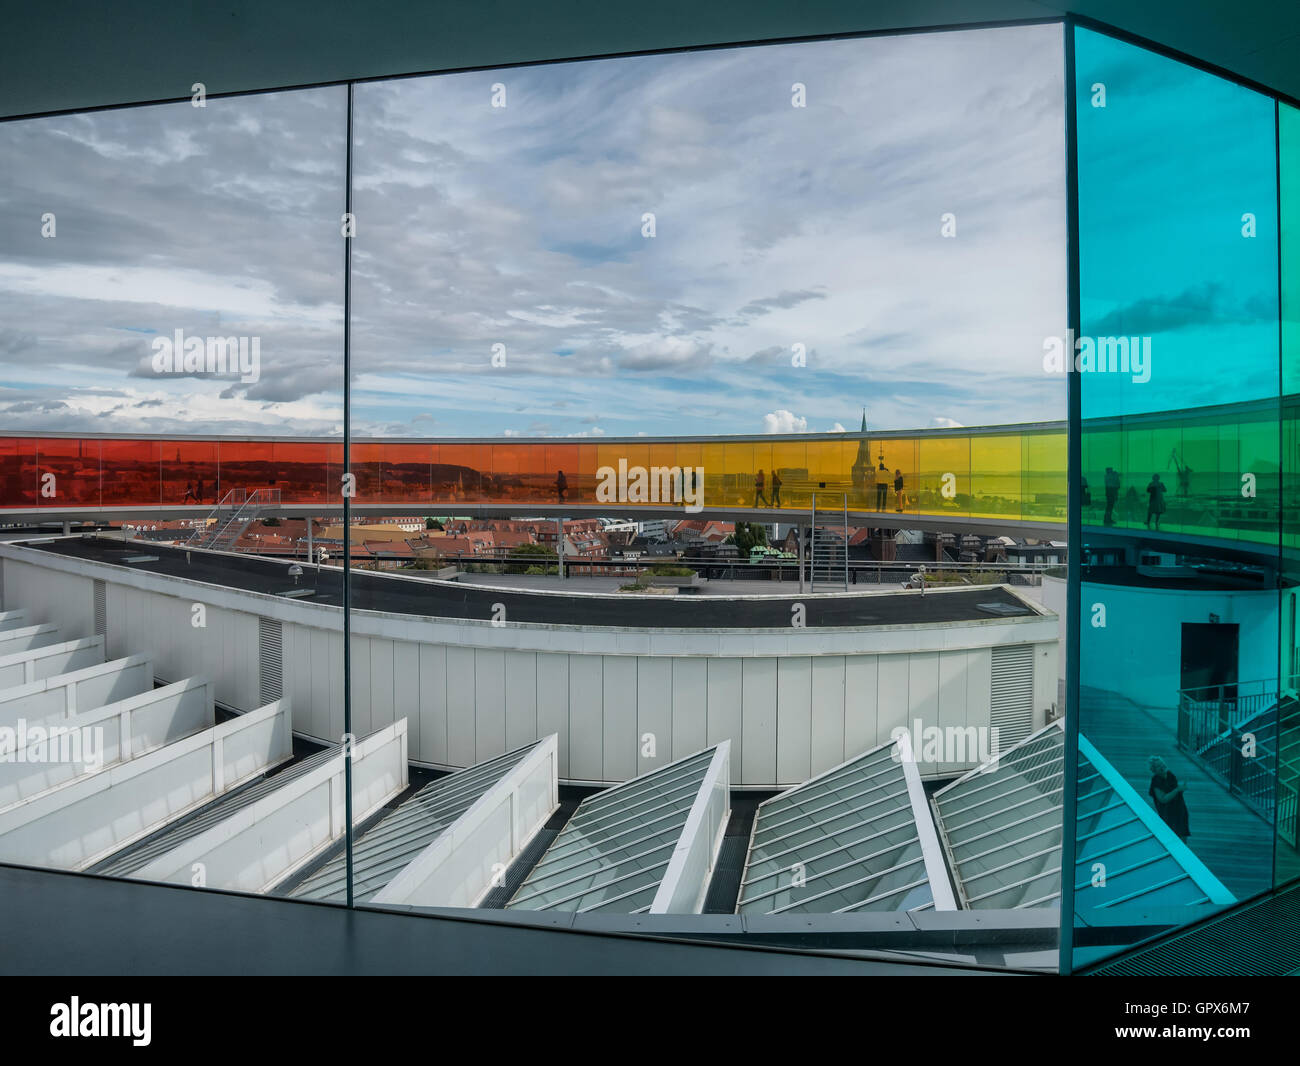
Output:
[{"xmin": 0, "ymin": 23, "xmax": 1066, "ymax": 439}]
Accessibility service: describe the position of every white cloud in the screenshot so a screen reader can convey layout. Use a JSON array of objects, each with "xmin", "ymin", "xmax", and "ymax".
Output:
[{"xmin": 762, "ymin": 410, "xmax": 808, "ymax": 434}]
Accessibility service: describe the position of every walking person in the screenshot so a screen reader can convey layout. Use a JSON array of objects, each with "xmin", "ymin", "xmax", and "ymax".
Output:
[
  {"xmin": 1103, "ymin": 466, "xmax": 1119, "ymax": 526},
  {"xmin": 894, "ymin": 468, "xmax": 905, "ymax": 512},
  {"xmin": 770, "ymin": 469, "xmax": 782, "ymax": 508},
  {"xmin": 182, "ymin": 481, "xmax": 198, "ymax": 504},
  {"xmin": 1148, "ymin": 756, "xmax": 1191, "ymax": 842},
  {"xmin": 1146, "ymin": 472, "xmax": 1167, "ymax": 530},
  {"xmin": 196, "ymin": 479, "xmax": 206, "ymax": 504},
  {"xmin": 1171, "ymin": 449, "xmax": 1193, "ymax": 497},
  {"xmin": 754, "ymin": 469, "xmax": 768, "ymax": 508}
]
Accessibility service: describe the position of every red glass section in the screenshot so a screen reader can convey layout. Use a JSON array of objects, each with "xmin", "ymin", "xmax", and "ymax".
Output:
[
  {"xmin": 35, "ymin": 438, "xmax": 100, "ymax": 508},
  {"xmin": 435, "ymin": 443, "xmax": 488, "ymax": 506},
  {"xmin": 271, "ymin": 441, "xmax": 333, "ymax": 505},
  {"xmin": 0, "ymin": 438, "xmax": 37, "ymax": 508},
  {"xmin": 373, "ymin": 442, "xmax": 431, "ymax": 504},
  {"xmin": 162, "ymin": 440, "xmax": 219, "ymax": 507},
  {"xmin": 214, "ymin": 440, "xmax": 274, "ymax": 502},
  {"xmin": 99, "ymin": 439, "xmax": 160, "ymax": 507}
]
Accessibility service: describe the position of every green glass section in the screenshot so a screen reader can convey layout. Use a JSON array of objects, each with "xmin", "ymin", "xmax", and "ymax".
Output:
[{"xmin": 1083, "ymin": 402, "xmax": 1281, "ymax": 545}]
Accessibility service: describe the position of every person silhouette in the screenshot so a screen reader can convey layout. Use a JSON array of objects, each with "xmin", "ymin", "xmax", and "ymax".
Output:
[
  {"xmin": 1148, "ymin": 755, "xmax": 1190, "ymax": 842},
  {"xmin": 894, "ymin": 468, "xmax": 905, "ymax": 512},
  {"xmin": 1103, "ymin": 466, "xmax": 1119, "ymax": 526},
  {"xmin": 771, "ymin": 469, "xmax": 782, "ymax": 508},
  {"xmin": 1171, "ymin": 449, "xmax": 1192, "ymax": 497},
  {"xmin": 182, "ymin": 482, "xmax": 198, "ymax": 504},
  {"xmin": 1146, "ymin": 472, "xmax": 1167, "ymax": 530},
  {"xmin": 876, "ymin": 459, "xmax": 889, "ymax": 511},
  {"xmin": 555, "ymin": 470, "xmax": 567, "ymax": 503},
  {"xmin": 754, "ymin": 469, "xmax": 768, "ymax": 508}
]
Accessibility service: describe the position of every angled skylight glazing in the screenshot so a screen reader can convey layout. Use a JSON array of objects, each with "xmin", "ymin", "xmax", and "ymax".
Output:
[
  {"xmin": 736, "ymin": 738, "xmax": 952, "ymax": 914},
  {"xmin": 507, "ymin": 747, "xmax": 720, "ymax": 914}
]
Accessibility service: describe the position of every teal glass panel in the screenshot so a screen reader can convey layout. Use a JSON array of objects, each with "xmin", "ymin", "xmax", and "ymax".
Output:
[
  {"xmin": 1279, "ymin": 104, "xmax": 1300, "ymax": 888},
  {"xmin": 1073, "ymin": 26, "xmax": 1282, "ymax": 971}
]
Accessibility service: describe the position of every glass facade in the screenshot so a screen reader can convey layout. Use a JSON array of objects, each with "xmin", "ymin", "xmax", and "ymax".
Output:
[
  {"xmin": 0, "ymin": 87, "xmax": 348, "ymax": 900},
  {"xmin": 1072, "ymin": 25, "xmax": 1294, "ymax": 970},
  {"xmin": 3, "ymin": 13, "xmax": 1300, "ymax": 977},
  {"xmin": 0, "ymin": 427, "xmax": 1065, "ymax": 521}
]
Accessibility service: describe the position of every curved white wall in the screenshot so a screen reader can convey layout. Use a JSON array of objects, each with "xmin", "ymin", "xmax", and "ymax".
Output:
[{"xmin": 1, "ymin": 544, "xmax": 1058, "ymax": 788}]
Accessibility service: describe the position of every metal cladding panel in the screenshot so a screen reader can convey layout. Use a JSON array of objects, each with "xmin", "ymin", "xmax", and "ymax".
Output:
[
  {"xmin": 474, "ymin": 648, "xmax": 507, "ymax": 763},
  {"xmin": 670, "ymin": 658, "xmax": 708, "ymax": 761},
  {"xmin": 809, "ymin": 657, "xmax": 846, "ymax": 777},
  {"xmin": 775, "ymin": 657, "xmax": 812, "ymax": 786},
  {"xmin": 417, "ymin": 641, "xmax": 448, "ymax": 765},
  {"xmin": 601, "ymin": 656, "xmax": 637, "ymax": 782},
  {"xmin": 503, "ymin": 650, "xmax": 538, "ymax": 752},
  {"xmin": 636, "ymin": 656, "xmax": 673, "ymax": 774},
  {"xmin": 567, "ymin": 654, "xmax": 603, "ymax": 781},
  {"xmin": 741, "ymin": 657, "xmax": 777, "ymax": 787}
]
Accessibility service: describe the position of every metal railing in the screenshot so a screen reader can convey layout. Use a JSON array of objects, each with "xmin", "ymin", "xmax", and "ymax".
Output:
[
  {"xmin": 188, "ymin": 488, "xmax": 280, "ymax": 550},
  {"xmin": 373, "ymin": 552, "xmax": 1060, "ymax": 583},
  {"xmin": 1176, "ymin": 677, "xmax": 1300, "ymax": 835}
]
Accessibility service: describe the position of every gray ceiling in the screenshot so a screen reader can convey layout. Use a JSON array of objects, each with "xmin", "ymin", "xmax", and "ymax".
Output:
[{"xmin": 1, "ymin": 0, "xmax": 1297, "ymax": 120}]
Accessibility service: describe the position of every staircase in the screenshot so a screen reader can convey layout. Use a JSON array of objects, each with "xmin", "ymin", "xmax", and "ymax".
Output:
[
  {"xmin": 187, "ymin": 488, "xmax": 281, "ymax": 552},
  {"xmin": 1178, "ymin": 679, "xmax": 1300, "ymax": 846}
]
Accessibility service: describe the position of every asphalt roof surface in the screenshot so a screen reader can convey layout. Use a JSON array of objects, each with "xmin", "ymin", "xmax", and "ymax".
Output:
[{"xmin": 24, "ymin": 537, "xmax": 1039, "ymax": 630}]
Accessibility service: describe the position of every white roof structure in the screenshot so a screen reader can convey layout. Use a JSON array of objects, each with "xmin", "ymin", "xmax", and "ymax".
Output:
[
  {"xmin": 737, "ymin": 737, "xmax": 955, "ymax": 914},
  {"xmin": 508, "ymin": 743, "xmax": 729, "ymax": 914}
]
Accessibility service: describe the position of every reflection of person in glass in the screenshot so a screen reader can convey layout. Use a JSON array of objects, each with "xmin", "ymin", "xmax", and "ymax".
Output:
[
  {"xmin": 182, "ymin": 481, "xmax": 198, "ymax": 504},
  {"xmin": 1103, "ymin": 466, "xmax": 1119, "ymax": 525},
  {"xmin": 1145, "ymin": 472, "xmax": 1166, "ymax": 530},
  {"xmin": 894, "ymin": 469, "xmax": 905, "ymax": 512},
  {"xmin": 876, "ymin": 457, "xmax": 889, "ymax": 511},
  {"xmin": 770, "ymin": 469, "xmax": 782, "ymax": 508},
  {"xmin": 555, "ymin": 470, "xmax": 567, "ymax": 503},
  {"xmin": 1170, "ymin": 449, "xmax": 1192, "ymax": 497},
  {"xmin": 754, "ymin": 469, "xmax": 768, "ymax": 508},
  {"xmin": 1148, "ymin": 756, "xmax": 1190, "ymax": 842}
]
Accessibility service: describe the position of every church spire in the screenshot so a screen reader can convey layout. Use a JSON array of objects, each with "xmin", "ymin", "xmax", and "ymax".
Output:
[{"xmin": 859, "ymin": 407, "xmax": 867, "ymax": 433}]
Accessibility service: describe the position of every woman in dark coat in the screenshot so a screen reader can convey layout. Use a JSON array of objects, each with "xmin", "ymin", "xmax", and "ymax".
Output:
[
  {"xmin": 1145, "ymin": 473, "xmax": 1167, "ymax": 530},
  {"xmin": 1148, "ymin": 755, "xmax": 1190, "ymax": 841}
]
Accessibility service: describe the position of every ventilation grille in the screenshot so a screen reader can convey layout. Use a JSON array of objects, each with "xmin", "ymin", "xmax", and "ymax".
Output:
[
  {"xmin": 990, "ymin": 644, "xmax": 1035, "ymax": 747},
  {"xmin": 259, "ymin": 617, "xmax": 283, "ymax": 704},
  {"xmin": 1084, "ymin": 882, "xmax": 1300, "ymax": 976},
  {"xmin": 93, "ymin": 579, "xmax": 107, "ymax": 637}
]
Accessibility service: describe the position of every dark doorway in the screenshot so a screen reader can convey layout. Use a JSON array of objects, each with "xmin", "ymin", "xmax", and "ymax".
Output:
[{"xmin": 1180, "ymin": 622, "xmax": 1239, "ymax": 702}]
